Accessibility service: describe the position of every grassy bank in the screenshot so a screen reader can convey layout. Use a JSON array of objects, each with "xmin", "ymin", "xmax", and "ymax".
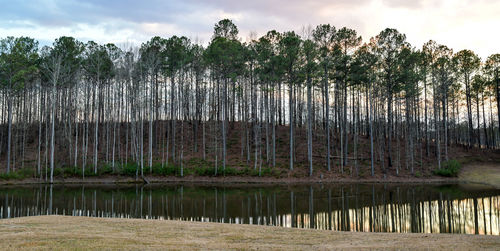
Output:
[
  {"xmin": 459, "ymin": 163, "xmax": 500, "ymax": 189},
  {"xmin": 0, "ymin": 216, "xmax": 498, "ymax": 250}
]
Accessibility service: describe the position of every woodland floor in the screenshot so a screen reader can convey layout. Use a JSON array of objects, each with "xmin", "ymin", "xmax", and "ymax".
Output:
[{"xmin": 0, "ymin": 215, "xmax": 498, "ymax": 250}]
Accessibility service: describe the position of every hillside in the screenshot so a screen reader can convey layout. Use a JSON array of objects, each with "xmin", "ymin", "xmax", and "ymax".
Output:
[{"xmin": 1, "ymin": 121, "xmax": 499, "ymax": 182}]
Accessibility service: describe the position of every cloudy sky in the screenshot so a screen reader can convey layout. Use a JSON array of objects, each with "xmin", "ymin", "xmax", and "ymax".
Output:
[{"xmin": 0, "ymin": 0, "xmax": 498, "ymax": 58}]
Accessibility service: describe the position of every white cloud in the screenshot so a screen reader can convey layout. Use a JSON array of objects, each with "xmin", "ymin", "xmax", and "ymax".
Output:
[{"xmin": 0, "ymin": 0, "xmax": 498, "ymax": 57}]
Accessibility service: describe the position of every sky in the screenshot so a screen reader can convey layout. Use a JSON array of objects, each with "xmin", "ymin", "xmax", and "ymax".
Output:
[{"xmin": 0, "ymin": 0, "xmax": 498, "ymax": 58}]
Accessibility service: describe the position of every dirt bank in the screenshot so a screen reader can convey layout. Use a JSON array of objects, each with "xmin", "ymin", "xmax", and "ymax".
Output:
[{"xmin": 0, "ymin": 173, "xmax": 458, "ymax": 186}]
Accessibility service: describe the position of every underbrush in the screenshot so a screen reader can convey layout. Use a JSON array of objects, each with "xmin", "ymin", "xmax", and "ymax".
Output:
[
  {"xmin": 0, "ymin": 161, "xmax": 285, "ymax": 180},
  {"xmin": 0, "ymin": 168, "xmax": 34, "ymax": 180},
  {"xmin": 433, "ymin": 159, "xmax": 461, "ymax": 177}
]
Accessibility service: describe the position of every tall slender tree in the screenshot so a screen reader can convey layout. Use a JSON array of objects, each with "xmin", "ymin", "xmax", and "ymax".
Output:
[
  {"xmin": 279, "ymin": 32, "xmax": 301, "ymax": 171},
  {"xmin": 453, "ymin": 50, "xmax": 480, "ymax": 148},
  {"xmin": 313, "ymin": 24, "xmax": 336, "ymax": 171},
  {"xmin": 0, "ymin": 37, "xmax": 38, "ymax": 173},
  {"xmin": 375, "ymin": 28, "xmax": 407, "ymax": 170}
]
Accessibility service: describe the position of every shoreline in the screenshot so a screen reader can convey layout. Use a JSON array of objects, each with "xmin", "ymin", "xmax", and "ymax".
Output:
[
  {"xmin": 1, "ymin": 161, "xmax": 498, "ymax": 187},
  {"xmin": 0, "ymin": 215, "xmax": 498, "ymax": 250},
  {"xmin": 0, "ymin": 174, "xmax": 460, "ymax": 186}
]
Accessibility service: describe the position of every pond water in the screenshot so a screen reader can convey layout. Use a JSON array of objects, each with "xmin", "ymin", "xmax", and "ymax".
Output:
[{"xmin": 0, "ymin": 183, "xmax": 498, "ymax": 235}]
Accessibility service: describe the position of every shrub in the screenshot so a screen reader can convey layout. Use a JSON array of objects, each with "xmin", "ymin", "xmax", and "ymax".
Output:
[
  {"xmin": 151, "ymin": 163, "xmax": 165, "ymax": 175},
  {"xmin": 99, "ymin": 164, "xmax": 114, "ymax": 175},
  {"xmin": 75, "ymin": 165, "xmax": 100, "ymax": 177},
  {"xmin": 250, "ymin": 168, "xmax": 260, "ymax": 177},
  {"xmin": 271, "ymin": 168, "xmax": 283, "ymax": 178},
  {"xmin": 17, "ymin": 168, "xmax": 35, "ymax": 178},
  {"xmin": 163, "ymin": 165, "xmax": 180, "ymax": 176},
  {"xmin": 194, "ymin": 166, "xmax": 216, "ymax": 176},
  {"xmin": 433, "ymin": 159, "xmax": 461, "ymax": 177},
  {"xmin": 261, "ymin": 167, "xmax": 272, "ymax": 176},
  {"xmin": 239, "ymin": 167, "xmax": 251, "ymax": 175},
  {"xmin": 149, "ymin": 163, "xmax": 183, "ymax": 176},
  {"xmin": 53, "ymin": 167, "xmax": 63, "ymax": 177},
  {"xmin": 0, "ymin": 171, "xmax": 21, "ymax": 180},
  {"xmin": 0, "ymin": 168, "xmax": 35, "ymax": 180},
  {"xmin": 61, "ymin": 167, "xmax": 78, "ymax": 177},
  {"xmin": 121, "ymin": 163, "xmax": 139, "ymax": 176},
  {"xmin": 223, "ymin": 167, "xmax": 238, "ymax": 176},
  {"xmin": 182, "ymin": 167, "xmax": 193, "ymax": 176},
  {"xmin": 84, "ymin": 167, "xmax": 99, "ymax": 177}
]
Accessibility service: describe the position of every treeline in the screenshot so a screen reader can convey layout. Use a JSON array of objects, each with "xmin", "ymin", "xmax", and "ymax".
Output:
[{"xmin": 0, "ymin": 19, "xmax": 499, "ymax": 182}]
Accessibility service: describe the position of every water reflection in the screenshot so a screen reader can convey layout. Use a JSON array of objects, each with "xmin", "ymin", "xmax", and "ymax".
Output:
[{"xmin": 0, "ymin": 184, "xmax": 498, "ymax": 235}]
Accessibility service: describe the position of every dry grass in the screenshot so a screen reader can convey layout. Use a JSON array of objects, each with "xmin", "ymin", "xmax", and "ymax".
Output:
[
  {"xmin": 0, "ymin": 216, "xmax": 499, "ymax": 250},
  {"xmin": 460, "ymin": 163, "xmax": 500, "ymax": 188}
]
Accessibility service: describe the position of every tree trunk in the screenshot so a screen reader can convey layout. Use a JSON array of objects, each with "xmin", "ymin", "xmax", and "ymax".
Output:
[
  {"xmin": 307, "ymin": 75, "xmax": 313, "ymax": 176},
  {"xmin": 324, "ymin": 67, "xmax": 331, "ymax": 171},
  {"xmin": 6, "ymin": 96, "xmax": 12, "ymax": 173}
]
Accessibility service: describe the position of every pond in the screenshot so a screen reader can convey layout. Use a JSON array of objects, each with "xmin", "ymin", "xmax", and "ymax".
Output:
[{"xmin": 0, "ymin": 183, "xmax": 498, "ymax": 235}]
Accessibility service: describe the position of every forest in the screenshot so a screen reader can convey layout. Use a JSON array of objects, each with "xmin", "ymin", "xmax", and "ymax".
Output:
[{"xmin": 0, "ymin": 19, "xmax": 499, "ymax": 183}]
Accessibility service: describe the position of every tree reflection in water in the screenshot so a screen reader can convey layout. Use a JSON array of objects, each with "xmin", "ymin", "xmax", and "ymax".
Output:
[{"xmin": 0, "ymin": 184, "xmax": 498, "ymax": 235}]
